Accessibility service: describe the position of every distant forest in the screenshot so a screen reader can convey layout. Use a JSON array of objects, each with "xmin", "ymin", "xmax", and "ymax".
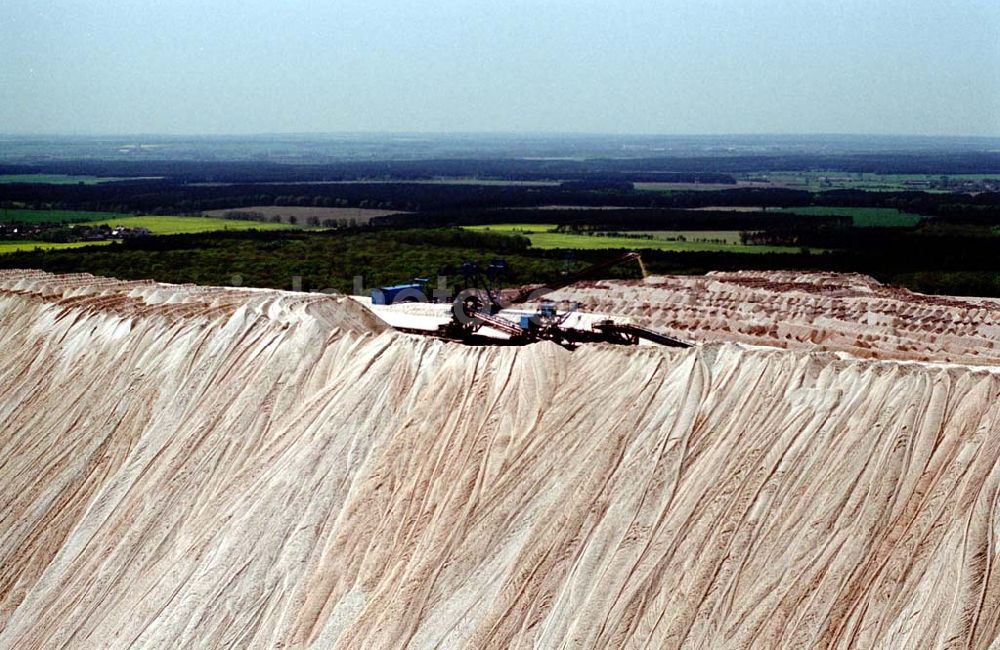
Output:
[
  {"xmin": 2, "ymin": 175, "xmax": 998, "ymax": 224},
  {"xmin": 1, "ymin": 154, "xmax": 998, "ymax": 297}
]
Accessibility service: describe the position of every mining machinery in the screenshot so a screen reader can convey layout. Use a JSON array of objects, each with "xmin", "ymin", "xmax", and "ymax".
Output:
[{"xmin": 395, "ymin": 251, "xmax": 690, "ymax": 350}]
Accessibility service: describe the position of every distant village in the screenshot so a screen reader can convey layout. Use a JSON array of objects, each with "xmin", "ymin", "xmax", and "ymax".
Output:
[{"xmin": 0, "ymin": 222, "xmax": 150, "ymax": 243}]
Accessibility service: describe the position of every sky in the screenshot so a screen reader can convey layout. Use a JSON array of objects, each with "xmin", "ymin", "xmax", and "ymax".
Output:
[{"xmin": 1, "ymin": 0, "xmax": 999, "ymax": 137}]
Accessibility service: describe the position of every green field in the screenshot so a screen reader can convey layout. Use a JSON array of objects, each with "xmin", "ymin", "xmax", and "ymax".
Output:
[
  {"xmin": 2, "ymin": 210, "xmax": 301, "ymax": 233},
  {"xmin": 75, "ymin": 215, "xmax": 296, "ymax": 235},
  {"xmin": 627, "ymin": 230, "xmax": 744, "ymax": 244},
  {"xmin": 469, "ymin": 224, "xmax": 552, "ymax": 233},
  {"xmin": 0, "ymin": 214, "xmax": 297, "ymax": 254},
  {"xmin": 0, "ymin": 240, "xmax": 115, "ymax": 254},
  {"xmin": 774, "ymin": 206, "xmax": 922, "ymax": 227},
  {"xmin": 0, "ymin": 208, "xmax": 129, "ymax": 224},
  {"xmin": 465, "ymin": 224, "xmax": 809, "ymax": 253}
]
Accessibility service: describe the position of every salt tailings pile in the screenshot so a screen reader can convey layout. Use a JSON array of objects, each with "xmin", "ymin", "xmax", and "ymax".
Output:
[
  {"xmin": 551, "ymin": 271, "xmax": 1000, "ymax": 365},
  {"xmin": 2, "ymin": 269, "xmax": 1000, "ymax": 648}
]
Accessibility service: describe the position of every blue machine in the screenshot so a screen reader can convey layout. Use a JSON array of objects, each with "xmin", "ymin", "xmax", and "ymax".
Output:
[
  {"xmin": 372, "ymin": 279, "xmax": 429, "ymax": 305},
  {"xmin": 519, "ymin": 301, "xmax": 559, "ymax": 329}
]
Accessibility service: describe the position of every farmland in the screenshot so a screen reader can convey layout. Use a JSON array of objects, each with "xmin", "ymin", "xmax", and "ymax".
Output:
[
  {"xmin": 0, "ymin": 214, "xmax": 298, "ymax": 254},
  {"xmin": 74, "ymin": 215, "xmax": 296, "ymax": 235},
  {"xmin": 464, "ymin": 224, "xmax": 808, "ymax": 253},
  {"xmin": 1, "ymin": 209, "xmax": 301, "ymax": 234},
  {"xmin": 627, "ymin": 230, "xmax": 744, "ymax": 244},
  {"xmin": 201, "ymin": 206, "xmax": 406, "ymax": 225},
  {"xmin": 0, "ymin": 240, "xmax": 114, "ymax": 254},
  {"xmin": 774, "ymin": 206, "xmax": 923, "ymax": 227},
  {"xmin": 666, "ymin": 205, "xmax": 923, "ymax": 228}
]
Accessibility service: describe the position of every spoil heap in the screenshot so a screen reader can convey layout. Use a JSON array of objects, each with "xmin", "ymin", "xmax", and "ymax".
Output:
[
  {"xmin": 550, "ymin": 271, "xmax": 1000, "ymax": 365},
  {"xmin": 1, "ymin": 270, "xmax": 999, "ymax": 649}
]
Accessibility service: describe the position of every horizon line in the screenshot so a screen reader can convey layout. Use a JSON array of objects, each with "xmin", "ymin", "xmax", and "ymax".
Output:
[{"xmin": 3, "ymin": 131, "xmax": 1000, "ymax": 141}]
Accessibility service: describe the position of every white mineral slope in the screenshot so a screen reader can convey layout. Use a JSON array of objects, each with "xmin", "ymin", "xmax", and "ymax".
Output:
[
  {"xmin": 2, "ymin": 271, "xmax": 1000, "ymax": 649},
  {"xmin": 548, "ymin": 271, "xmax": 1000, "ymax": 366}
]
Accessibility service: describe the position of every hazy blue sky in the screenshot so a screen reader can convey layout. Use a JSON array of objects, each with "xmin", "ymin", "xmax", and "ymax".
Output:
[{"xmin": 2, "ymin": 0, "xmax": 998, "ymax": 136}]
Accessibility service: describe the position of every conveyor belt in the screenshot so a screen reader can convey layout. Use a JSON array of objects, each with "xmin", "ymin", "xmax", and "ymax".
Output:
[{"xmin": 614, "ymin": 323, "xmax": 691, "ymax": 348}]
